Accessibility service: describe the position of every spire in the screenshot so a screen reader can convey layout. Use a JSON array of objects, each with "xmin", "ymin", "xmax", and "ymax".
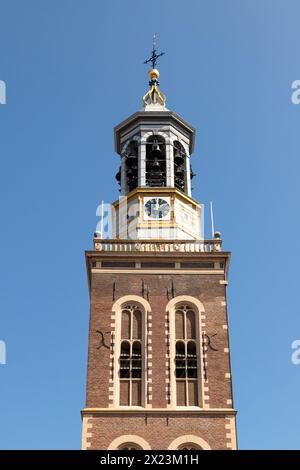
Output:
[{"xmin": 143, "ymin": 34, "xmax": 166, "ymax": 108}]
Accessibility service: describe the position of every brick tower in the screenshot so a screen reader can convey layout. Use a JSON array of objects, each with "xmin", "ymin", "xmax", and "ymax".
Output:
[{"xmin": 81, "ymin": 46, "xmax": 237, "ymax": 450}]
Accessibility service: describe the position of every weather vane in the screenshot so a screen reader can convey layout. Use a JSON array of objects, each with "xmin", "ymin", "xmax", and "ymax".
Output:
[{"xmin": 144, "ymin": 33, "xmax": 165, "ymax": 69}]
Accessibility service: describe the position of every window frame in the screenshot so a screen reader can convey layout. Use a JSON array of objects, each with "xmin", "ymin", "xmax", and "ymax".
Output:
[
  {"xmin": 175, "ymin": 307, "xmax": 199, "ymax": 407},
  {"xmin": 112, "ymin": 296, "xmax": 150, "ymax": 409},
  {"xmin": 119, "ymin": 306, "xmax": 143, "ymax": 406},
  {"xmin": 167, "ymin": 297, "xmax": 204, "ymax": 409}
]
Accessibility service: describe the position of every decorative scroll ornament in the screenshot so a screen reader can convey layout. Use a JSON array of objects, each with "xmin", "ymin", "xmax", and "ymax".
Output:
[
  {"xmin": 203, "ymin": 333, "xmax": 219, "ymax": 352},
  {"xmin": 96, "ymin": 330, "xmax": 111, "ymax": 349},
  {"xmin": 143, "ymin": 69, "xmax": 166, "ymax": 107}
]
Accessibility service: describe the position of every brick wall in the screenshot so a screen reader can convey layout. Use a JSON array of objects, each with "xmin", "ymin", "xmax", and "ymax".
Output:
[
  {"xmin": 84, "ymin": 413, "xmax": 234, "ymax": 450},
  {"xmin": 82, "ymin": 253, "xmax": 237, "ymax": 450}
]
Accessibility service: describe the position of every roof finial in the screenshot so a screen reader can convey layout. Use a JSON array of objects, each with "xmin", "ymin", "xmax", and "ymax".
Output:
[
  {"xmin": 143, "ymin": 34, "xmax": 166, "ymax": 108},
  {"xmin": 144, "ymin": 33, "xmax": 165, "ymax": 69}
]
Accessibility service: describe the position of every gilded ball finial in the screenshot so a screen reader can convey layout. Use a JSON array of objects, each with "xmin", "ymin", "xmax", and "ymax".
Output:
[{"xmin": 148, "ymin": 68, "xmax": 160, "ymax": 81}]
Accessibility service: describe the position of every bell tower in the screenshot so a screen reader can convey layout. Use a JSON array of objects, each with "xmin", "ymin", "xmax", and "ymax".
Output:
[{"xmin": 81, "ymin": 40, "xmax": 237, "ymax": 451}]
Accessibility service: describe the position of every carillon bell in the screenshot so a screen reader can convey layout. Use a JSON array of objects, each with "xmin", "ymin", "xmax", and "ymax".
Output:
[
  {"xmin": 126, "ymin": 153, "xmax": 137, "ymax": 167},
  {"xmin": 174, "ymin": 149, "xmax": 184, "ymax": 165},
  {"xmin": 175, "ymin": 165, "xmax": 184, "ymax": 176},
  {"xmin": 151, "ymin": 170, "xmax": 163, "ymax": 182},
  {"xmin": 150, "ymin": 140, "xmax": 162, "ymax": 159},
  {"xmin": 115, "ymin": 167, "xmax": 121, "ymax": 182},
  {"xmin": 151, "ymin": 157, "xmax": 161, "ymax": 172}
]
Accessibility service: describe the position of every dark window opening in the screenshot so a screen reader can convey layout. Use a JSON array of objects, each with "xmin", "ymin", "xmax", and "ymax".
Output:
[
  {"xmin": 180, "ymin": 262, "xmax": 215, "ymax": 269},
  {"xmin": 119, "ymin": 305, "xmax": 143, "ymax": 406},
  {"xmin": 173, "ymin": 141, "xmax": 186, "ymax": 193},
  {"xmin": 118, "ymin": 443, "xmax": 143, "ymax": 450},
  {"xmin": 102, "ymin": 261, "xmax": 136, "ymax": 268},
  {"xmin": 175, "ymin": 306, "xmax": 199, "ymax": 406},
  {"xmin": 146, "ymin": 136, "xmax": 166, "ymax": 187},
  {"xmin": 126, "ymin": 141, "xmax": 139, "ymax": 193},
  {"xmin": 140, "ymin": 262, "xmax": 175, "ymax": 269}
]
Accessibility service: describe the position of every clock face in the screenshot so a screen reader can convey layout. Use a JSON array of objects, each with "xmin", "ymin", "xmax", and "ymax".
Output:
[{"xmin": 144, "ymin": 198, "xmax": 170, "ymax": 219}]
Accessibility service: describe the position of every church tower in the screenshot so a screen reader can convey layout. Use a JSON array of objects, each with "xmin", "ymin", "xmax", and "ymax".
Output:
[{"xmin": 81, "ymin": 42, "xmax": 237, "ymax": 451}]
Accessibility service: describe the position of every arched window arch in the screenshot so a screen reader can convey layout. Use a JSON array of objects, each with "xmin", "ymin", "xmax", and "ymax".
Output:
[
  {"xmin": 145, "ymin": 135, "xmax": 166, "ymax": 187},
  {"xmin": 178, "ymin": 443, "xmax": 202, "ymax": 450},
  {"xmin": 168, "ymin": 435, "xmax": 211, "ymax": 450},
  {"xmin": 118, "ymin": 443, "xmax": 143, "ymax": 450},
  {"xmin": 108, "ymin": 435, "xmax": 152, "ymax": 450}
]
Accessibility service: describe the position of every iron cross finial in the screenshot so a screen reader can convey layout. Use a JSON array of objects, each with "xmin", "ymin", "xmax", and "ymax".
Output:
[{"xmin": 144, "ymin": 33, "xmax": 165, "ymax": 69}]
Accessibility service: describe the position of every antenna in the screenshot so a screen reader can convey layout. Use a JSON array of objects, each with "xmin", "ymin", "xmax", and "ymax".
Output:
[
  {"xmin": 210, "ymin": 201, "xmax": 215, "ymax": 238},
  {"xmin": 153, "ymin": 32, "xmax": 157, "ymax": 49},
  {"xmin": 99, "ymin": 200, "xmax": 104, "ymax": 239}
]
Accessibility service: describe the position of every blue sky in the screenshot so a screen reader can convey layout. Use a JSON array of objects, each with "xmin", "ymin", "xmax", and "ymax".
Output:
[{"xmin": 0, "ymin": 0, "xmax": 300, "ymax": 449}]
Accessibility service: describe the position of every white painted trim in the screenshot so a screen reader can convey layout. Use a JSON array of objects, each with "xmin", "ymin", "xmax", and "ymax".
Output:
[
  {"xmin": 81, "ymin": 416, "xmax": 92, "ymax": 450},
  {"xmin": 81, "ymin": 407, "xmax": 236, "ymax": 414},
  {"xmin": 225, "ymin": 416, "xmax": 237, "ymax": 450},
  {"xmin": 92, "ymin": 269, "xmax": 224, "ymax": 275},
  {"xmin": 165, "ymin": 296, "xmax": 205, "ymax": 315},
  {"xmin": 112, "ymin": 295, "xmax": 152, "ymax": 314}
]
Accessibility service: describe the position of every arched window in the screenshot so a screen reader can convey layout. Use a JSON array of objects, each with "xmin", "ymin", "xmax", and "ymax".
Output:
[
  {"xmin": 168, "ymin": 434, "xmax": 211, "ymax": 450},
  {"xmin": 175, "ymin": 306, "xmax": 199, "ymax": 406},
  {"xmin": 125, "ymin": 140, "xmax": 138, "ymax": 193},
  {"xmin": 145, "ymin": 135, "xmax": 166, "ymax": 187},
  {"xmin": 115, "ymin": 140, "xmax": 139, "ymax": 193},
  {"xmin": 119, "ymin": 305, "xmax": 143, "ymax": 406},
  {"xmin": 173, "ymin": 141, "xmax": 195, "ymax": 194},
  {"xmin": 108, "ymin": 434, "xmax": 152, "ymax": 450},
  {"xmin": 173, "ymin": 141, "xmax": 186, "ymax": 192},
  {"xmin": 118, "ymin": 443, "xmax": 143, "ymax": 450},
  {"xmin": 178, "ymin": 443, "xmax": 202, "ymax": 450}
]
